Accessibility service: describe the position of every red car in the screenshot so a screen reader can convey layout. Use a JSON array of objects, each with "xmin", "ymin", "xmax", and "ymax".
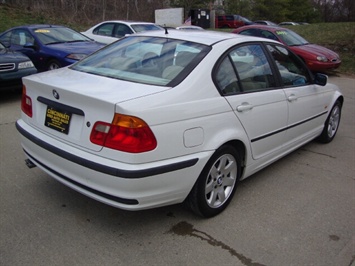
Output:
[
  {"xmin": 232, "ymin": 25, "xmax": 341, "ymax": 72},
  {"xmin": 216, "ymin": 15, "xmax": 254, "ymax": 29}
]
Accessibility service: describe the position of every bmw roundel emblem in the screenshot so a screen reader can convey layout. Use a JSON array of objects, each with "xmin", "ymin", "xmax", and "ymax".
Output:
[{"xmin": 53, "ymin": 90, "xmax": 59, "ymax": 99}]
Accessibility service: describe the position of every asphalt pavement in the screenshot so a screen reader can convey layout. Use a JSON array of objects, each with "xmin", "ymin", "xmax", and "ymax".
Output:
[{"xmin": 0, "ymin": 75, "xmax": 354, "ymax": 266}]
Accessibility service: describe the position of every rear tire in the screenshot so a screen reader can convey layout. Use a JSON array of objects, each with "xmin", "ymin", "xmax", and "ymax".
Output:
[
  {"xmin": 317, "ymin": 100, "xmax": 342, "ymax": 143},
  {"xmin": 186, "ymin": 145, "xmax": 241, "ymax": 218}
]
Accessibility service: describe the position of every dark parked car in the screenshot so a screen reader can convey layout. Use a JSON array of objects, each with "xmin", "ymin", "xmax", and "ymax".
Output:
[
  {"xmin": 233, "ymin": 25, "xmax": 341, "ymax": 72},
  {"xmin": 254, "ymin": 20, "xmax": 277, "ymax": 26},
  {"xmin": 215, "ymin": 15, "xmax": 254, "ymax": 28},
  {"xmin": 279, "ymin": 22, "xmax": 299, "ymax": 26},
  {"xmin": 0, "ymin": 41, "xmax": 37, "ymax": 90},
  {"xmin": 0, "ymin": 25, "xmax": 104, "ymax": 72}
]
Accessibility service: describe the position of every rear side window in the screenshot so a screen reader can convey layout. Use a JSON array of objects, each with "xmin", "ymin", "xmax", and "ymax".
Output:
[
  {"xmin": 215, "ymin": 44, "xmax": 276, "ymax": 95},
  {"xmin": 0, "ymin": 31, "xmax": 11, "ymax": 46},
  {"xmin": 131, "ymin": 24, "xmax": 163, "ymax": 33},
  {"xmin": 215, "ymin": 57, "xmax": 239, "ymax": 95},
  {"xmin": 238, "ymin": 29, "xmax": 260, "ymax": 37},
  {"xmin": 114, "ymin": 24, "xmax": 133, "ymax": 37}
]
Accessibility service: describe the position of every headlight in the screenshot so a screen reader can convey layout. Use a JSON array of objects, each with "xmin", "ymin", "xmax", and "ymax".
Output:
[
  {"xmin": 316, "ymin": 56, "xmax": 328, "ymax": 62},
  {"xmin": 18, "ymin": 61, "xmax": 34, "ymax": 69},
  {"xmin": 66, "ymin": 54, "xmax": 87, "ymax": 60}
]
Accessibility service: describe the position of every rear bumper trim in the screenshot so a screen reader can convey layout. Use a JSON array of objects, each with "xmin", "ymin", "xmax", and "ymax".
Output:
[
  {"xmin": 16, "ymin": 121, "xmax": 198, "ymax": 179},
  {"xmin": 24, "ymin": 150, "xmax": 139, "ymax": 205}
]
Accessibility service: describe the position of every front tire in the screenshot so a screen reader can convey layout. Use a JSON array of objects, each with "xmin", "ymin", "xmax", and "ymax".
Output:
[
  {"xmin": 317, "ymin": 100, "xmax": 342, "ymax": 143},
  {"xmin": 186, "ymin": 145, "xmax": 241, "ymax": 218},
  {"xmin": 47, "ymin": 60, "xmax": 61, "ymax": 70}
]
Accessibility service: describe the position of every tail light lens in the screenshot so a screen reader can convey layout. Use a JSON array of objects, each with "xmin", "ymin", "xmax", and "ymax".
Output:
[
  {"xmin": 21, "ymin": 85, "xmax": 33, "ymax": 117},
  {"xmin": 90, "ymin": 113, "xmax": 157, "ymax": 153}
]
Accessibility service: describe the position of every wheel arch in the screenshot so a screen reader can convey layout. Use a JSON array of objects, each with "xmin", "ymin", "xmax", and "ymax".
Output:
[
  {"xmin": 222, "ymin": 139, "xmax": 246, "ymax": 177},
  {"xmin": 46, "ymin": 57, "xmax": 62, "ymax": 68},
  {"xmin": 337, "ymin": 95, "xmax": 344, "ymax": 106}
]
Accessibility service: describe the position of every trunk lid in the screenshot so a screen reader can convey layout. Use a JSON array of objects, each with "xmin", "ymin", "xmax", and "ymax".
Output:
[{"xmin": 23, "ymin": 67, "xmax": 169, "ymax": 152}]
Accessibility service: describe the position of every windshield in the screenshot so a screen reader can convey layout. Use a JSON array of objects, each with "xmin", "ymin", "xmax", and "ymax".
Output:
[
  {"xmin": 0, "ymin": 42, "xmax": 4, "ymax": 49},
  {"xmin": 234, "ymin": 15, "xmax": 252, "ymax": 23},
  {"xmin": 275, "ymin": 29, "xmax": 309, "ymax": 46},
  {"xmin": 131, "ymin": 24, "xmax": 163, "ymax": 33},
  {"xmin": 71, "ymin": 36, "xmax": 210, "ymax": 86},
  {"xmin": 33, "ymin": 27, "xmax": 91, "ymax": 45}
]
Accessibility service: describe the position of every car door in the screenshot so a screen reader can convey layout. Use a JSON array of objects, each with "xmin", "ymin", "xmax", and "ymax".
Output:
[
  {"xmin": 215, "ymin": 43, "xmax": 288, "ymax": 160},
  {"xmin": 92, "ymin": 23, "xmax": 117, "ymax": 44},
  {"xmin": 266, "ymin": 44, "xmax": 329, "ymax": 147},
  {"xmin": 113, "ymin": 23, "xmax": 134, "ymax": 38},
  {"xmin": 7, "ymin": 29, "xmax": 41, "ymax": 68}
]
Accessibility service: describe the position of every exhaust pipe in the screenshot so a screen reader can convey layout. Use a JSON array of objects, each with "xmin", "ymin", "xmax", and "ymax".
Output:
[{"xmin": 25, "ymin": 159, "xmax": 36, "ymax": 169}]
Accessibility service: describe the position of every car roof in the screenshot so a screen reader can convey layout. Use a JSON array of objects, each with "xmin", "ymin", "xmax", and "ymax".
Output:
[
  {"xmin": 132, "ymin": 29, "xmax": 269, "ymax": 46},
  {"xmin": 4, "ymin": 24, "xmax": 69, "ymax": 31},
  {"xmin": 12, "ymin": 24, "xmax": 67, "ymax": 29},
  {"xmin": 95, "ymin": 20, "xmax": 158, "ymax": 25}
]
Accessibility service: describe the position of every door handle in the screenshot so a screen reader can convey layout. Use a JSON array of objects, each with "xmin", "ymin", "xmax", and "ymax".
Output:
[
  {"xmin": 287, "ymin": 94, "xmax": 298, "ymax": 102},
  {"xmin": 236, "ymin": 103, "xmax": 253, "ymax": 112}
]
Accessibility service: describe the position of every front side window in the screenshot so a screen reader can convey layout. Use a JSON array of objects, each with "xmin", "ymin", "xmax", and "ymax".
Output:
[
  {"xmin": 267, "ymin": 44, "xmax": 311, "ymax": 86},
  {"xmin": 93, "ymin": 23, "xmax": 115, "ymax": 36},
  {"xmin": 260, "ymin": 30, "xmax": 278, "ymax": 41},
  {"xmin": 11, "ymin": 29, "xmax": 34, "ymax": 46},
  {"xmin": 71, "ymin": 36, "xmax": 210, "ymax": 86}
]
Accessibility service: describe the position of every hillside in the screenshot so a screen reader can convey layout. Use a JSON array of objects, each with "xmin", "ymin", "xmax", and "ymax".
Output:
[{"xmin": 1, "ymin": 4, "xmax": 354, "ymax": 75}]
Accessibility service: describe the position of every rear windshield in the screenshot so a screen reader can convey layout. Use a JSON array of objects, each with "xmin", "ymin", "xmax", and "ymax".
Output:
[
  {"xmin": 131, "ymin": 24, "xmax": 163, "ymax": 33},
  {"xmin": 71, "ymin": 36, "xmax": 210, "ymax": 86}
]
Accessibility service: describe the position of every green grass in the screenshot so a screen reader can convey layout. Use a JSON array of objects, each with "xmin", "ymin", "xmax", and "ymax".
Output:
[{"xmin": 1, "ymin": 4, "xmax": 354, "ymax": 76}]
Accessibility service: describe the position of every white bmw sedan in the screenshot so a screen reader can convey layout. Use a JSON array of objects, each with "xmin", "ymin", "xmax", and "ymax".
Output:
[{"xmin": 16, "ymin": 30, "xmax": 343, "ymax": 217}]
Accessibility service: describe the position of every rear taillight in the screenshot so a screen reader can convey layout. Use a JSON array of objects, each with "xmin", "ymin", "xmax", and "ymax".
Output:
[
  {"xmin": 90, "ymin": 113, "xmax": 157, "ymax": 153},
  {"xmin": 21, "ymin": 85, "xmax": 32, "ymax": 117}
]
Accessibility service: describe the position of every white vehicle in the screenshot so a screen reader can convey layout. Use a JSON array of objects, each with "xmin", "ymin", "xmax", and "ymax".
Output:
[
  {"xmin": 17, "ymin": 29, "xmax": 343, "ymax": 217},
  {"xmin": 81, "ymin": 20, "xmax": 164, "ymax": 44}
]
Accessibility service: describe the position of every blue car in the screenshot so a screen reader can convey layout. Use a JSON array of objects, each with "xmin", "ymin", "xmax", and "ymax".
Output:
[
  {"xmin": 0, "ymin": 25, "xmax": 104, "ymax": 72},
  {"xmin": 0, "ymin": 41, "xmax": 37, "ymax": 90}
]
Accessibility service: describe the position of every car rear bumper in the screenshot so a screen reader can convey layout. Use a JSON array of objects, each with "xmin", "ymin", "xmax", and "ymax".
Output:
[{"xmin": 16, "ymin": 119, "xmax": 212, "ymax": 210}]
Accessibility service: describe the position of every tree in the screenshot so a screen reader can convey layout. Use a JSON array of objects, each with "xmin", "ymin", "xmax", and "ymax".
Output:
[
  {"xmin": 224, "ymin": 0, "xmax": 253, "ymax": 18},
  {"xmin": 251, "ymin": 0, "xmax": 291, "ymax": 22},
  {"xmin": 170, "ymin": 0, "xmax": 212, "ymax": 18}
]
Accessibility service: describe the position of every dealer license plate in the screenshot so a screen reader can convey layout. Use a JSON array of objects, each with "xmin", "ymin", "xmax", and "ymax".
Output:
[{"xmin": 45, "ymin": 106, "xmax": 72, "ymax": 134}]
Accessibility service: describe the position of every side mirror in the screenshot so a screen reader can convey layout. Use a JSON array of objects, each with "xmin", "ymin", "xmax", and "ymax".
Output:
[{"xmin": 314, "ymin": 73, "xmax": 327, "ymax": 86}]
